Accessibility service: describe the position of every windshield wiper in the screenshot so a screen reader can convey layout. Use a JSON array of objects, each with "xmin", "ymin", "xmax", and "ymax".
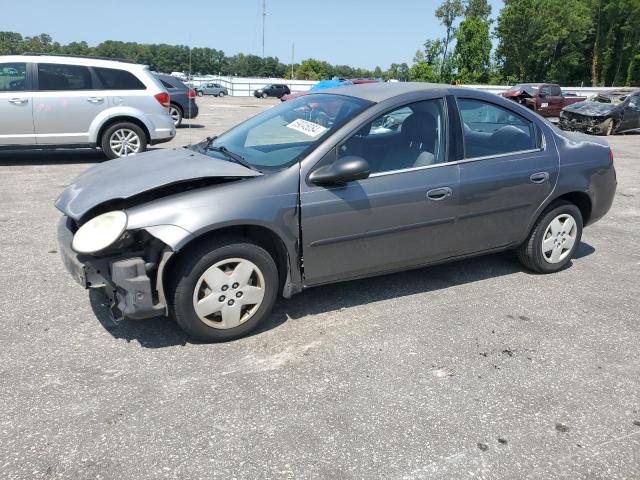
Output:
[{"xmin": 208, "ymin": 145, "xmax": 261, "ymax": 172}]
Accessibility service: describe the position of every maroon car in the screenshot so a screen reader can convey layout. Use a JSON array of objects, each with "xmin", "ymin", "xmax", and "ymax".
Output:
[{"xmin": 502, "ymin": 83, "xmax": 585, "ymax": 118}]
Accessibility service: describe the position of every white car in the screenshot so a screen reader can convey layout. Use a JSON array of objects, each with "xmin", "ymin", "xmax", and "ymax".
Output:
[{"xmin": 0, "ymin": 54, "xmax": 176, "ymax": 158}]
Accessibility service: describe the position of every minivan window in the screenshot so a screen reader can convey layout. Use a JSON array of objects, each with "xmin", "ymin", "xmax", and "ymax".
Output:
[
  {"xmin": 94, "ymin": 67, "xmax": 146, "ymax": 90},
  {"xmin": 458, "ymin": 98, "xmax": 538, "ymax": 158},
  {"xmin": 38, "ymin": 63, "xmax": 92, "ymax": 90},
  {"xmin": 0, "ymin": 63, "xmax": 26, "ymax": 91}
]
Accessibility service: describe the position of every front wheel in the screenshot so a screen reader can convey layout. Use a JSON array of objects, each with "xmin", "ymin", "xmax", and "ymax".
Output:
[
  {"xmin": 600, "ymin": 118, "xmax": 616, "ymax": 136},
  {"xmin": 261, "ymin": 92, "xmax": 268, "ymax": 99},
  {"xmin": 218, "ymin": 91, "xmax": 226, "ymax": 97},
  {"xmin": 197, "ymin": 90, "xmax": 204, "ymax": 97},
  {"xmin": 517, "ymin": 201, "xmax": 583, "ymax": 273},
  {"xmin": 169, "ymin": 238, "xmax": 279, "ymax": 342},
  {"xmin": 101, "ymin": 122, "xmax": 147, "ymax": 159}
]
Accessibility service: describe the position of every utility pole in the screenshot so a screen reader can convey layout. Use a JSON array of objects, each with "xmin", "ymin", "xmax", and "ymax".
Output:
[
  {"xmin": 262, "ymin": 0, "xmax": 266, "ymax": 59},
  {"xmin": 291, "ymin": 43, "xmax": 295, "ymax": 79}
]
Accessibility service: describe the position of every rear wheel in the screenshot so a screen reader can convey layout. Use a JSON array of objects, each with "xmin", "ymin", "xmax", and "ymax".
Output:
[
  {"xmin": 197, "ymin": 90, "xmax": 204, "ymax": 97},
  {"xmin": 169, "ymin": 238, "xmax": 279, "ymax": 342},
  {"xmin": 218, "ymin": 91, "xmax": 226, "ymax": 97},
  {"xmin": 517, "ymin": 201, "xmax": 583, "ymax": 273},
  {"xmin": 101, "ymin": 122, "xmax": 147, "ymax": 159},
  {"xmin": 169, "ymin": 104, "xmax": 183, "ymax": 127},
  {"xmin": 261, "ymin": 92, "xmax": 268, "ymax": 99}
]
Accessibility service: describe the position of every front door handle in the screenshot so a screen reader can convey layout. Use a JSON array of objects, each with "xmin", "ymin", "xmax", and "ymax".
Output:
[
  {"xmin": 87, "ymin": 96, "xmax": 104, "ymax": 104},
  {"xmin": 8, "ymin": 98, "xmax": 28, "ymax": 105},
  {"xmin": 426, "ymin": 187, "xmax": 453, "ymax": 201},
  {"xmin": 530, "ymin": 172, "xmax": 549, "ymax": 184}
]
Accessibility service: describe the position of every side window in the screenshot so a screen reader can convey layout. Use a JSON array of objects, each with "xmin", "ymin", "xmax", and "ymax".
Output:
[
  {"xmin": 458, "ymin": 98, "xmax": 538, "ymax": 158},
  {"xmin": 0, "ymin": 63, "xmax": 27, "ymax": 91},
  {"xmin": 38, "ymin": 63, "xmax": 92, "ymax": 90},
  {"xmin": 540, "ymin": 86, "xmax": 551, "ymax": 96},
  {"xmin": 339, "ymin": 99, "xmax": 446, "ymax": 174},
  {"xmin": 629, "ymin": 96, "xmax": 639, "ymax": 108},
  {"xmin": 549, "ymin": 85, "xmax": 561, "ymax": 96},
  {"xmin": 93, "ymin": 67, "xmax": 146, "ymax": 90},
  {"xmin": 160, "ymin": 79, "xmax": 175, "ymax": 89}
]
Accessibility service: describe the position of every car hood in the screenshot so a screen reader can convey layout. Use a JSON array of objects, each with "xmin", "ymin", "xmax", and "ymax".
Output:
[
  {"xmin": 55, "ymin": 147, "xmax": 262, "ymax": 220},
  {"xmin": 563, "ymin": 101, "xmax": 617, "ymax": 116}
]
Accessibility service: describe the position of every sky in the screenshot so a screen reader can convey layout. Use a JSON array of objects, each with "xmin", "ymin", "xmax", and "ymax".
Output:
[{"xmin": 3, "ymin": 0, "xmax": 504, "ymax": 70}]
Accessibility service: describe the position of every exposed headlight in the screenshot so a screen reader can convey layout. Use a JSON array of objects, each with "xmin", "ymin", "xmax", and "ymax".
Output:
[{"xmin": 72, "ymin": 211, "xmax": 128, "ymax": 254}]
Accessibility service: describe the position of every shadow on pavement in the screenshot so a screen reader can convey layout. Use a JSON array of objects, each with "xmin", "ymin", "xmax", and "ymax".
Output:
[{"xmin": 91, "ymin": 242, "xmax": 594, "ymax": 348}]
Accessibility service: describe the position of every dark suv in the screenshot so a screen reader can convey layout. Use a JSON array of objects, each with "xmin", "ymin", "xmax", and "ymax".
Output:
[
  {"xmin": 155, "ymin": 74, "xmax": 199, "ymax": 127},
  {"xmin": 253, "ymin": 83, "xmax": 290, "ymax": 99}
]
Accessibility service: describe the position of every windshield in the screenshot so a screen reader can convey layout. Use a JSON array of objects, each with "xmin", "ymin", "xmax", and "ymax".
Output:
[
  {"xmin": 206, "ymin": 94, "xmax": 372, "ymax": 171},
  {"xmin": 592, "ymin": 92, "xmax": 629, "ymax": 105}
]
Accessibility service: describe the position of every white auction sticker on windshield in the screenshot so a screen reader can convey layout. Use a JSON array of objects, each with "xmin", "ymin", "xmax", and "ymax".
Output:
[{"xmin": 286, "ymin": 118, "xmax": 328, "ymax": 137}]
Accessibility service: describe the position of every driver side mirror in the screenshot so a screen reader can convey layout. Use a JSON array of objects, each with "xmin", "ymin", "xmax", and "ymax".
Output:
[{"xmin": 309, "ymin": 155, "xmax": 371, "ymax": 186}]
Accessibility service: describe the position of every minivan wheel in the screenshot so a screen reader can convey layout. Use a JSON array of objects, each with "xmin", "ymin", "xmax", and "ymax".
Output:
[
  {"xmin": 169, "ymin": 238, "xmax": 279, "ymax": 342},
  {"xmin": 169, "ymin": 104, "xmax": 183, "ymax": 127},
  {"xmin": 517, "ymin": 201, "xmax": 583, "ymax": 273},
  {"xmin": 101, "ymin": 122, "xmax": 147, "ymax": 159}
]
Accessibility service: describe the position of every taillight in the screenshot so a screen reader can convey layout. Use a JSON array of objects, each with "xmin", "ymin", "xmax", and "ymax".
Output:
[
  {"xmin": 609, "ymin": 149, "xmax": 614, "ymax": 162},
  {"xmin": 187, "ymin": 89, "xmax": 196, "ymax": 98},
  {"xmin": 155, "ymin": 92, "xmax": 170, "ymax": 108}
]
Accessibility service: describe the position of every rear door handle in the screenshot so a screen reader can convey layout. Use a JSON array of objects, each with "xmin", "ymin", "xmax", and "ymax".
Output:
[
  {"xmin": 426, "ymin": 187, "xmax": 452, "ymax": 201},
  {"xmin": 530, "ymin": 172, "xmax": 549, "ymax": 184},
  {"xmin": 87, "ymin": 97, "xmax": 104, "ymax": 104},
  {"xmin": 8, "ymin": 98, "xmax": 28, "ymax": 105}
]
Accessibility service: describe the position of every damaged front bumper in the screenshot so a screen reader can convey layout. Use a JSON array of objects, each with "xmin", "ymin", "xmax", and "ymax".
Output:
[
  {"xmin": 57, "ymin": 216, "xmax": 170, "ymax": 321},
  {"xmin": 559, "ymin": 113, "xmax": 608, "ymax": 134}
]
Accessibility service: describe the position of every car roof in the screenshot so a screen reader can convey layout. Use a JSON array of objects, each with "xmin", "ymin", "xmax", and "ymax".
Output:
[
  {"xmin": 318, "ymin": 82, "xmax": 459, "ymax": 103},
  {"xmin": 0, "ymin": 54, "xmax": 147, "ymax": 70}
]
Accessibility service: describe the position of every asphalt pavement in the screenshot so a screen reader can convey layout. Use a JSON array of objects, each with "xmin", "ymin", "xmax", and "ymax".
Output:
[{"xmin": 0, "ymin": 96, "xmax": 638, "ymax": 479}]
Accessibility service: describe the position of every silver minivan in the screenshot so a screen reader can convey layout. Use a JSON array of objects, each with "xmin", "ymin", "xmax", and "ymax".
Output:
[{"xmin": 0, "ymin": 55, "xmax": 176, "ymax": 158}]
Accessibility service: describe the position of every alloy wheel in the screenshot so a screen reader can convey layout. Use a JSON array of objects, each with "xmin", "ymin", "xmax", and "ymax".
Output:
[
  {"xmin": 169, "ymin": 106, "xmax": 181, "ymax": 126},
  {"xmin": 109, "ymin": 128, "xmax": 141, "ymax": 157},
  {"xmin": 192, "ymin": 258, "xmax": 266, "ymax": 329}
]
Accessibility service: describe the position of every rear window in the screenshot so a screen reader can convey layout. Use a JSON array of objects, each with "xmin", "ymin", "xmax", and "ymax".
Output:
[
  {"xmin": 94, "ymin": 67, "xmax": 146, "ymax": 90},
  {"xmin": 38, "ymin": 63, "xmax": 92, "ymax": 90},
  {"xmin": 160, "ymin": 79, "xmax": 176, "ymax": 89}
]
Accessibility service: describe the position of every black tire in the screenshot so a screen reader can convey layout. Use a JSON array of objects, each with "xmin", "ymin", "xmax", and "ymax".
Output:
[
  {"xmin": 197, "ymin": 90, "xmax": 204, "ymax": 97},
  {"xmin": 262, "ymin": 92, "xmax": 268, "ymax": 99},
  {"xmin": 101, "ymin": 121, "xmax": 147, "ymax": 159},
  {"xmin": 218, "ymin": 91, "xmax": 226, "ymax": 97},
  {"xmin": 169, "ymin": 104, "xmax": 183, "ymax": 127},
  {"xmin": 168, "ymin": 237, "xmax": 279, "ymax": 342},
  {"xmin": 517, "ymin": 200, "xmax": 583, "ymax": 273}
]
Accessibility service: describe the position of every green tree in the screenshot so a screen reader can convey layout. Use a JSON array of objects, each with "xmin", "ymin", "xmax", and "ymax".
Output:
[
  {"xmin": 465, "ymin": 0, "xmax": 492, "ymax": 20},
  {"xmin": 453, "ymin": 16, "xmax": 492, "ymax": 83},
  {"xmin": 295, "ymin": 58, "xmax": 332, "ymax": 80},
  {"xmin": 0, "ymin": 31, "xmax": 24, "ymax": 54},
  {"xmin": 435, "ymin": 0, "xmax": 465, "ymax": 78}
]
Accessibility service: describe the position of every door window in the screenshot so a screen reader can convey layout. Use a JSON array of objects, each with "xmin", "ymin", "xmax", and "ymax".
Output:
[
  {"xmin": 549, "ymin": 85, "xmax": 561, "ymax": 96},
  {"xmin": 93, "ymin": 67, "xmax": 146, "ymax": 90},
  {"xmin": 338, "ymin": 99, "xmax": 446, "ymax": 174},
  {"xmin": 458, "ymin": 98, "xmax": 538, "ymax": 158},
  {"xmin": 37, "ymin": 63, "xmax": 92, "ymax": 90},
  {"xmin": 0, "ymin": 63, "xmax": 27, "ymax": 91},
  {"xmin": 628, "ymin": 96, "xmax": 639, "ymax": 108}
]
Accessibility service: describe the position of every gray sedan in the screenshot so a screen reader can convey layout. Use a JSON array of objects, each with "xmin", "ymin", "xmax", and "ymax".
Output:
[
  {"xmin": 194, "ymin": 82, "xmax": 228, "ymax": 97},
  {"xmin": 56, "ymin": 83, "xmax": 617, "ymax": 342}
]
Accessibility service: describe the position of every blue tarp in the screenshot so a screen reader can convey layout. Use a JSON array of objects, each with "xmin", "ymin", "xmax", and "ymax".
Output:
[{"xmin": 309, "ymin": 78, "xmax": 353, "ymax": 91}]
